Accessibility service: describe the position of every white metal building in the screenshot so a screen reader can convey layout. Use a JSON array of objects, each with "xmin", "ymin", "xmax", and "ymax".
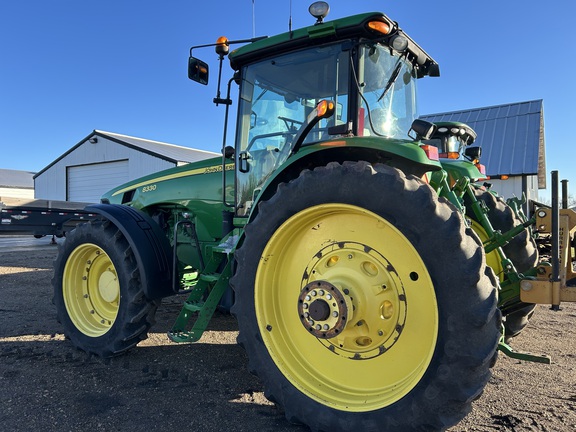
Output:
[
  {"xmin": 0, "ymin": 169, "xmax": 35, "ymax": 199},
  {"xmin": 34, "ymin": 130, "xmax": 218, "ymax": 202}
]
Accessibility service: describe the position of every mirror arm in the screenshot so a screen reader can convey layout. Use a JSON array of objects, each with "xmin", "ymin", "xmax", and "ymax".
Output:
[
  {"xmin": 189, "ymin": 36, "xmax": 268, "ymax": 57},
  {"xmin": 213, "ymin": 54, "xmax": 232, "ymax": 106}
]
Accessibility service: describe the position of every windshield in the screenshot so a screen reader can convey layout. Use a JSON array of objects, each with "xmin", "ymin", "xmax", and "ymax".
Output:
[
  {"xmin": 234, "ymin": 41, "xmax": 419, "ymax": 215},
  {"xmin": 235, "ymin": 43, "xmax": 349, "ymax": 215},
  {"xmin": 357, "ymin": 44, "xmax": 418, "ymax": 139},
  {"xmin": 423, "ymin": 135, "xmax": 465, "ymax": 158}
]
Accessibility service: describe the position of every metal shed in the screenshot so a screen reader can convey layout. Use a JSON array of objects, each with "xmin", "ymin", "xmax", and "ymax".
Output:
[
  {"xmin": 0, "ymin": 168, "xmax": 35, "ymax": 199},
  {"xmin": 34, "ymin": 131, "xmax": 218, "ymax": 202},
  {"xmin": 421, "ymin": 99, "xmax": 545, "ymax": 206}
]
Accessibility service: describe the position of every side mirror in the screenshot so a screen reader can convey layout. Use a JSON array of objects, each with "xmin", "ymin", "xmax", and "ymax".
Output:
[
  {"xmin": 188, "ymin": 57, "xmax": 209, "ymax": 85},
  {"xmin": 223, "ymin": 145, "xmax": 235, "ymax": 159},
  {"xmin": 464, "ymin": 146, "xmax": 482, "ymax": 161},
  {"xmin": 409, "ymin": 119, "xmax": 437, "ymax": 141}
]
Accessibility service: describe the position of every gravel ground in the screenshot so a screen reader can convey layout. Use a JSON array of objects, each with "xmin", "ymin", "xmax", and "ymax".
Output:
[{"xmin": 1, "ymin": 239, "xmax": 575, "ymax": 431}]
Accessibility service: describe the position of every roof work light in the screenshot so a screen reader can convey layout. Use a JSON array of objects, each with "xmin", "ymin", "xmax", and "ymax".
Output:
[{"xmin": 309, "ymin": 2, "xmax": 330, "ymax": 24}]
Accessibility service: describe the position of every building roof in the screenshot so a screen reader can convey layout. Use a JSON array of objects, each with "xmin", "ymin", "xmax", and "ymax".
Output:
[
  {"xmin": 0, "ymin": 168, "xmax": 35, "ymax": 189},
  {"xmin": 95, "ymin": 130, "xmax": 219, "ymax": 163},
  {"xmin": 34, "ymin": 130, "xmax": 219, "ymax": 178},
  {"xmin": 421, "ymin": 99, "xmax": 546, "ymax": 188}
]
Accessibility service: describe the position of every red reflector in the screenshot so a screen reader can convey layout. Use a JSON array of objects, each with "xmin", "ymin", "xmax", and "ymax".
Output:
[
  {"xmin": 476, "ymin": 163, "xmax": 486, "ymax": 175},
  {"xmin": 421, "ymin": 145, "xmax": 439, "ymax": 161},
  {"xmin": 358, "ymin": 107, "xmax": 365, "ymax": 137}
]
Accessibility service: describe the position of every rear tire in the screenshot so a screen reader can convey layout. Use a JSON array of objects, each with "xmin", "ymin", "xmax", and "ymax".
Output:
[
  {"xmin": 231, "ymin": 161, "xmax": 500, "ymax": 431},
  {"xmin": 52, "ymin": 219, "xmax": 157, "ymax": 357}
]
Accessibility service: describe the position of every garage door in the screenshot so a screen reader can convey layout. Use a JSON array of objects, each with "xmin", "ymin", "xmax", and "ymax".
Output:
[{"xmin": 67, "ymin": 160, "xmax": 129, "ymax": 202}]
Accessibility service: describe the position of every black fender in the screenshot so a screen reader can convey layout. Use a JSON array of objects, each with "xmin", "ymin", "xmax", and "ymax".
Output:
[{"xmin": 84, "ymin": 203, "xmax": 173, "ymax": 300}]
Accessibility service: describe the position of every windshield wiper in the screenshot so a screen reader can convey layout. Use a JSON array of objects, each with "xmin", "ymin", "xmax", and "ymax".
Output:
[{"xmin": 377, "ymin": 58, "xmax": 403, "ymax": 102}]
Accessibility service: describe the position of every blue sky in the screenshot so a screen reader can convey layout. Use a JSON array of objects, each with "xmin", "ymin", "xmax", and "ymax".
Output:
[{"xmin": 1, "ymin": 1, "xmax": 574, "ymax": 198}]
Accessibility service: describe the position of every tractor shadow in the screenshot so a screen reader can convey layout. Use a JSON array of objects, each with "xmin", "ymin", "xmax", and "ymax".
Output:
[{"xmin": 0, "ymin": 301, "xmax": 307, "ymax": 432}]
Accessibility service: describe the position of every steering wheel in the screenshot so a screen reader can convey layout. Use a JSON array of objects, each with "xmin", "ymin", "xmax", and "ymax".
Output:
[{"xmin": 278, "ymin": 116, "xmax": 303, "ymax": 131}]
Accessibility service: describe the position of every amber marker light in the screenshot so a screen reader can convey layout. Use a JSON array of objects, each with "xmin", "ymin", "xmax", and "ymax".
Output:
[
  {"xmin": 446, "ymin": 152, "xmax": 459, "ymax": 159},
  {"xmin": 316, "ymin": 100, "xmax": 335, "ymax": 119},
  {"xmin": 367, "ymin": 21, "xmax": 391, "ymax": 35},
  {"xmin": 215, "ymin": 36, "xmax": 229, "ymax": 56},
  {"xmin": 487, "ymin": 173, "xmax": 508, "ymax": 180}
]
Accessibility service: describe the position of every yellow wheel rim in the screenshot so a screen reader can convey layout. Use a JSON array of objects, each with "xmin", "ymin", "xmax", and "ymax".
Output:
[
  {"xmin": 470, "ymin": 220, "xmax": 504, "ymax": 282},
  {"xmin": 63, "ymin": 243, "xmax": 120, "ymax": 337},
  {"xmin": 255, "ymin": 204, "xmax": 438, "ymax": 412}
]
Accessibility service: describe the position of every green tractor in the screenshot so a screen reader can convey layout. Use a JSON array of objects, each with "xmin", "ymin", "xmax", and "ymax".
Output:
[{"xmin": 52, "ymin": 3, "xmax": 576, "ymax": 431}]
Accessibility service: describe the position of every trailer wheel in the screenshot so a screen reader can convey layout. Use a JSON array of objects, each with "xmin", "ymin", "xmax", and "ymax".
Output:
[
  {"xmin": 465, "ymin": 187, "xmax": 538, "ymax": 340},
  {"xmin": 232, "ymin": 161, "xmax": 500, "ymax": 431},
  {"xmin": 52, "ymin": 219, "xmax": 157, "ymax": 357}
]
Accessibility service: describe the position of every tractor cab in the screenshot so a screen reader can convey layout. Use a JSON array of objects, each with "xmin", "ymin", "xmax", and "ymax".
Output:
[
  {"xmin": 188, "ymin": 2, "xmax": 441, "ymax": 217},
  {"xmin": 423, "ymin": 121, "xmax": 478, "ymax": 160},
  {"xmin": 424, "ymin": 121, "xmax": 487, "ymax": 186}
]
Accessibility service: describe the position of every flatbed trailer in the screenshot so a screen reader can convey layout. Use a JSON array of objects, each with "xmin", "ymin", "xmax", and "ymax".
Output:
[{"xmin": 0, "ymin": 197, "xmax": 96, "ymax": 238}]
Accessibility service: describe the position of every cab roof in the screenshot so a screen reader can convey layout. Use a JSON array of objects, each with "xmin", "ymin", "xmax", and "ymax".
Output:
[{"xmin": 228, "ymin": 11, "xmax": 439, "ymax": 78}]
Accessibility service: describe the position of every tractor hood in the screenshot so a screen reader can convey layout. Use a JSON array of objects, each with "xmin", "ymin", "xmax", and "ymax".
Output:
[{"xmin": 101, "ymin": 155, "xmax": 232, "ymax": 206}]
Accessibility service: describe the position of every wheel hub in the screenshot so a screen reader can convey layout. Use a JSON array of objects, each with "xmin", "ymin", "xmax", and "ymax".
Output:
[
  {"xmin": 298, "ymin": 280, "xmax": 351, "ymax": 339},
  {"xmin": 98, "ymin": 269, "xmax": 119, "ymax": 302},
  {"xmin": 308, "ymin": 299, "xmax": 330, "ymax": 321},
  {"xmin": 298, "ymin": 241, "xmax": 409, "ymax": 360}
]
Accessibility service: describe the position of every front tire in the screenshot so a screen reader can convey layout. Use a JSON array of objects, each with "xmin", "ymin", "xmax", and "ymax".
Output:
[
  {"xmin": 465, "ymin": 187, "xmax": 538, "ymax": 341},
  {"xmin": 231, "ymin": 162, "xmax": 500, "ymax": 431},
  {"xmin": 465, "ymin": 187, "xmax": 538, "ymax": 273},
  {"xmin": 52, "ymin": 219, "xmax": 157, "ymax": 357}
]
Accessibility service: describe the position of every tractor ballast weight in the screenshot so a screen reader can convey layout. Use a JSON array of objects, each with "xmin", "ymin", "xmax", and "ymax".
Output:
[{"xmin": 51, "ymin": 3, "xmax": 575, "ymax": 431}]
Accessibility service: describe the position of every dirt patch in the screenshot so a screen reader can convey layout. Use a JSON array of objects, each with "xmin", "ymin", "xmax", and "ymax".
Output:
[{"xmin": 1, "ymin": 246, "xmax": 575, "ymax": 431}]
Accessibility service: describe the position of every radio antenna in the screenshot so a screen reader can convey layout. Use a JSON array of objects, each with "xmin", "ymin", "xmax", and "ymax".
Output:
[
  {"xmin": 289, "ymin": 0, "xmax": 292, "ymax": 32},
  {"xmin": 252, "ymin": 0, "xmax": 256, "ymax": 38}
]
